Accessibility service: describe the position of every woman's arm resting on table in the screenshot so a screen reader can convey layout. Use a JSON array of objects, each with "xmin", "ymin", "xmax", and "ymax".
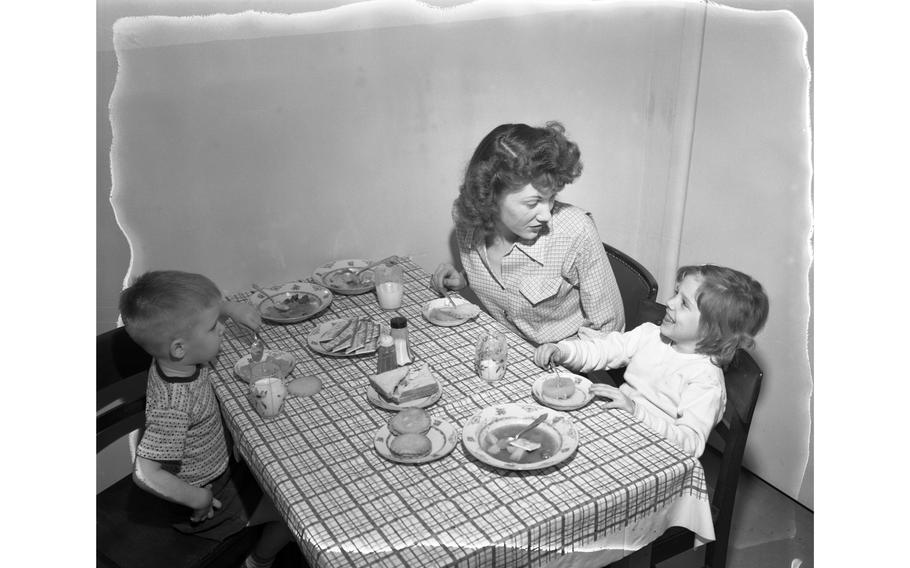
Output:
[
  {"xmin": 431, "ymin": 263, "xmax": 468, "ymax": 294},
  {"xmin": 133, "ymin": 456, "xmax": 222, "ymax": 522},
  {"xmin": 221, "ymin": 300, "xmax": 261, "ymax": 330}
]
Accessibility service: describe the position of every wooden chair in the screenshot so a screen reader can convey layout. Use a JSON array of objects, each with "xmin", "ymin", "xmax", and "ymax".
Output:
[
  {"xmin": 96, "ymin": 326, "xmax": 258, "ymax": 568},
  {"xmin": 647, "ymin": 349, "xmax": 764, "ymax": 568}
]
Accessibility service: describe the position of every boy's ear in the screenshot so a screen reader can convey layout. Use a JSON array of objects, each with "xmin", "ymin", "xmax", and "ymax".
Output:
[{"xmin": 169, "ymin": 338, "xmax": 186, "ymax": 360}]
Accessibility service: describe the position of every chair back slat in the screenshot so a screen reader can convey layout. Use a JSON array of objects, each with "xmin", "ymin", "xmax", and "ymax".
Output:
[
  {"xmin": 97, "ymin": 327, "xmax": 151, "ymax": 453},
  {"xmin": 602, "ymin": 242, "xmax": 659, "ymax": 329}
]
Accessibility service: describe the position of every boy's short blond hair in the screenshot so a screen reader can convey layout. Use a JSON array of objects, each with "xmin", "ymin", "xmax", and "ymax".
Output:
[{"xmin": 119, "ymin": 270, "xmax": 222, "ymax": 358}]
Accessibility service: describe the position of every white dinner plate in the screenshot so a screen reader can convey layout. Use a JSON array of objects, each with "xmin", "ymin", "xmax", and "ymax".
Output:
[
  {"xmin": 531, "ymin": 373, "xmax": 595, "ymax": 411},
  {"xmin": 233, "ymin": 349, "xmax": 297, "ymax": 383},
  {"xmin": 421, "ymin": 297, "xmax": 481, "ymax": 327},
  {"xmin": 306, "ymin": 318, "xmax": 385, "ymax": 357},
  {"xmin": 373, "ymin": 417, "xmax": 459, "ymax": 464},
  {"xmin": 312, "ymin": 259, "xmax": 375, "ymax": 296},
  {"xmin": 249, "ymin": 282, "xmax": 333, "ymax": 324},
  {"xmin": 365, "ymin": 380, "xmax": 443, "ymax": 411},
  {"xmin": 462, "ymin": 403, "xmax": 578, "ymax": 471}
]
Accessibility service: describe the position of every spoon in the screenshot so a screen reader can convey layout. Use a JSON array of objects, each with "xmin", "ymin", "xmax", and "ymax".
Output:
[
  {"xmin": 443, "ymin": 290, "xmax": 458, "ymax": 308},
  {"xmin": 249, "ymin": 332, "xmax": 265, "ymax": 381},
  {"xmin": 251, "ymin": 284, "xmax": 290, "ymax": 312},
  {"xmin": 495, "ymin": 413, "xmax": 548, "ymax": 451}
]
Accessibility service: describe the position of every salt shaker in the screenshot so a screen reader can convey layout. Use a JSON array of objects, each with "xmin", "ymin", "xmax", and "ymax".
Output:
[
  {"xmin": 390, "ymin": 317, "xmax": 413, "ymax": 366},
  {"xmin": 375, "ymin": 334, "xmax": 397, "ymax": 373}
]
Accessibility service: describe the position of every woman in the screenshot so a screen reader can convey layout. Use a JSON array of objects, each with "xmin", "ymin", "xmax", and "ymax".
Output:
[{"xmin": 431, "ymin": 121, "xmax": 624, "ymax": 345}]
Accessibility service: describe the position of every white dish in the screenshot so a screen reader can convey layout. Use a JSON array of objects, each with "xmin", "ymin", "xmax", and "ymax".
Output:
[
  {"xmin": 306, "ymin": 318, "xmax": 385, "ymax": 357},
  {"xmin": 249, "ymin": 282, "xmax": 333, "ymax": 324},
  {"xmin": 233, "ymin": 349, "xmax": 297, "ymax": 383},
  {"xmin": 531, "ymin": 373, "xmax": 595, "ymax": 411},
  {"xmin": 421, "ymin": 297, "xmax": 481, "ymax": 327},
  {"xmin": 365, "ymin": 380, "xmax": 443, "ymax": 411},
  {"xmin": 462, "ymin": 403, "xmax": 578, "ymax": 471},
  {"xmin": 313, "ymin": 259, "xmax": 375, "ymax": 296},
  {"xmin": 373, "ymin": 418, "xmax": 459, "ymax": 464}
]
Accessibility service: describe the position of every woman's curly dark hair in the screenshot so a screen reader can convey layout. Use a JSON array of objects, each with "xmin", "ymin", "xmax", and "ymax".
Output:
[{"xmin": 453, "ymin": 121, "xmax": 583, "ymax": 234}]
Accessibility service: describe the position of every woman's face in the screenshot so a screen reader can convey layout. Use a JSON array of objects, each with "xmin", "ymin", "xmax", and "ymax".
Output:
[{"xmin": 494, "ymin": 184, "xmax": 557, "ymax": 242}]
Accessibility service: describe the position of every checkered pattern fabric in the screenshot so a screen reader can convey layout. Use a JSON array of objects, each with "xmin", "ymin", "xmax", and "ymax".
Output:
[
  {"xmin": 456, "ymin": 203, "xmax": 625, "ymax": 345},
  {"xmin": 212, "ymin": 258, "xmax": 709, "ymax": 568}
]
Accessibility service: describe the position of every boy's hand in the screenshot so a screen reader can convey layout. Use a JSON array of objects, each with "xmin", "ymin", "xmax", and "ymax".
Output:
[
  {"xmin": 430, "ymin": 263, "xmax": 467, "ymax": 294},
  {"xmin": 222, "ymin": 301, "xmax": 262, "ymax": 330},
  {"xmin": 590, "ymin": 384, "xmax": 636, "ymax": 414},
  {"xmin": 190, "ymin": 484, "xmax": 222, "ymax": 523},
  {"xmin": 533, "ymin": 344, "xmax": 564, "ymax": 370}
]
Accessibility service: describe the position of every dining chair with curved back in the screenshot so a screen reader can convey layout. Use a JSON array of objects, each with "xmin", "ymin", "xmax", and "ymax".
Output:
[
  {"xmin": 96, "ymin": 326, "xmax": 258, "ymax": 568},
  {"xmin": 647, "ymin": 348, "xmax": 764, "ymax": 568}
]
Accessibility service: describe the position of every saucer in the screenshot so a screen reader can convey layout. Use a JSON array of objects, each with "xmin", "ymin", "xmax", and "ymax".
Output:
[{"xmin": 374, "ymin": 418, "xmax": 458, "ymax": 464}]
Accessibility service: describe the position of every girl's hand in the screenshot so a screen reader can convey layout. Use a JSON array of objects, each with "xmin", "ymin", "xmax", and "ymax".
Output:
[
  {"xmin": 589, "ymin": 384, "xmax": 636, "ymax": 414},
  {"xmin": 430, "ymin": 263, "xmax": 467, "ymax": 295},
  {"xmin": 190, "ymin": 485, "xmax": 222, "ymax": 523},
  {"xmin": 222, "ymin": 301, "xmax": 262, "ymax": 331},
  {"xmin": 533, "ymin": 344, "xmax": 564, "ymax": 370}
]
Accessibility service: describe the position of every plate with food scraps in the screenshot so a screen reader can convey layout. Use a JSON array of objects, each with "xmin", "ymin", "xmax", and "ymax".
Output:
[
  {"xmin": 373, "ymin": 417, "xmax": 459, "ymax": 464},
  {"xmin": 462, "ymin": 403, "xmax": 578, "ymax": 471},
  {"xmin": 313, "ymin": 259, "xmax": 377, "ymax": 296},
  {"xmin": 306, "ymin": 317, "xmax": 386, "ymax": 357},
  {"xmin": 365, "ymin": 380, "xmax": 444, "ymax": 411},
  {"xmin": 250, "ymin": 282, "xmax": 333, "ymax": 324},
  {"xmin": 233, "ymin": 349, "xmax": 297, "ymax": 383},
  {"xmin": 531, "ymin": 372, "xmax": 595, "ymax": 411},
  {"xmin": 422, "ymin": 297, "xmax": 482, "ymax": 327}
]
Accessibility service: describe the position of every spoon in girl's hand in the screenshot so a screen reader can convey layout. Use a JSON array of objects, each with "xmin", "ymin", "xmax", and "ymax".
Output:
[{"xmin": 251, "ymin": 284, "xmax": 290, "ymax": 312}]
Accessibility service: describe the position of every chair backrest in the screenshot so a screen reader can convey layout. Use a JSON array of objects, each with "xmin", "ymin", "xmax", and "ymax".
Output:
[
  {"xmin": 706, "ymin": 348, "xmax": 763, "ymax": 568},
  {"xmin": 602, "ymin": 242, "xmax": 661, "ymax": 329},
  {"xmin": 97, "ymin": 326, "xmax": 152, "ymax": 454}
]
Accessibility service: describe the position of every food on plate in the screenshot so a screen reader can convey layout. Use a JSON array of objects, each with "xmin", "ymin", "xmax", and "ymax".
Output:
[
  {"xmin": 323, "ymin": 319, "xmax": 359, "ymax": 352},
  {"xmin": 483, "ymin": 423, "xmax": 558, "ymax": 464},
  {"xmin": 429, "ymin": 303, "xmax": 481, "ymax": 322},
  {"xmin": 325, "ymin": 267, "xmax": 372, "ymax": 290},
  {"xmin": 389, "ymin": 433, "xmax": 432, "ymax": 458},
  {"xmin": 287, "ymin": 376, "xmax": 322, "ymax": 397},
  {"xmin": 235, "ymin": 350, "xmax": 296, "ymax": 382},
  {"xmin": 369, "ymin": 362, "xmax": 439, "ymax": 404},
  {"xmin": 261, "ymin": 293, "xmax": 320, "ymax": 319},
  {"xmin": 388, "ymin": 408, "xmax": 431, "ymax": 435},
  {"xmin": 311, "ymin": 318, "xmax": 382, "ymax": 356},
  {"xmin": 315, "ymin": 318, "xmax": 353, "ymax": 344},
  {"xmin": 345, "ymin": 320, "xmax": 372, "ymax": 354},
  {"xmin": 541, "ymin": 376, "xmax": 576, "ymax": 400}
]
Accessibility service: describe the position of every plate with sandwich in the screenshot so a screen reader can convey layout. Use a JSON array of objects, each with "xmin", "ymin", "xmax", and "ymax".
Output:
[
  {"xmin": 367, "ymin": 361, "xmax": 442, "ymax": 410},
  {"xmin": 373, "ymin": 412, "xmax": 459, "ymax": 464},
  {"xmin": 307, "ymin": 317, "xmax": 386, "ymax": 357},
  {"xmin": 422, "ymin": 297, "xmax": 482, "ymax": 327}
]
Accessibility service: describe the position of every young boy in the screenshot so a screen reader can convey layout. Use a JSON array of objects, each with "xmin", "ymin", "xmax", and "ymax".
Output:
[
  {"xmin": 119, "ymin": 270, "xmax": 291, "ymax": 568},
  {"xmin": 535, "ymin": 264, "xmax": 769, "ymax": 458}
]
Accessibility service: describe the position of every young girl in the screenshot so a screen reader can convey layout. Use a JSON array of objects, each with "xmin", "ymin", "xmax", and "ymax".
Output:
[{"xmin": 534, "ymin": 264, "xmax": 769, "ymax": 458}]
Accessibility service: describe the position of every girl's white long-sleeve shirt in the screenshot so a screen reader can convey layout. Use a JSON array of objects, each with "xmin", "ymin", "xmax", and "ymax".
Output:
[{"xmin": 556, "ymin": 323, "xmax": 725, "ymax": 458}]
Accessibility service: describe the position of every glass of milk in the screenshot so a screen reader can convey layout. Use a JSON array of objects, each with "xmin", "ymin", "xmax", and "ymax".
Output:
[{"xmin": 374, "ymin": 264, "xmax": 404, "ymax": 309}]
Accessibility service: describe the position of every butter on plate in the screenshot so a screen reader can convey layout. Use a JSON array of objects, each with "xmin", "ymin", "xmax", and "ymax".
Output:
[{"xmin": 369, "ymin": 362, "xmax": 439, "ymax": 404}]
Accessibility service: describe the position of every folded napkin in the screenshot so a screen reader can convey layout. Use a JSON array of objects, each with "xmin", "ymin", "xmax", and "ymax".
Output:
[{"xmin": 369, "ymin": 362, "xmax": 439, "ymax": 404}]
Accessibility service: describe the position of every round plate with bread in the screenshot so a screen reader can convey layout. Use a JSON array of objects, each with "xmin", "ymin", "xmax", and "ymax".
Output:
[
  {"xmin": 373, "ymin": 415, "xmax": 459, "ymax": 464},
  {"xmin": 531, "ymin": 372, "xmax": 594, "ymax": 411},
  {"xmin": 422, "ymin": 297, "xmax": 481, "ymax": 327}
]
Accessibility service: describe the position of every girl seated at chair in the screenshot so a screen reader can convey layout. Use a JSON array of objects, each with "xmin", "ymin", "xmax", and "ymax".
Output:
[{"xmin": 534, "ymin": 264, "xmax": 769, "ymax": 458}]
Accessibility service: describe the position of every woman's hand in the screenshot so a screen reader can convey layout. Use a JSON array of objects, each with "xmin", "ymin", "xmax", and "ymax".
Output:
[
  {"xmin": 190, "ymin": 484, "xmax": 222, "ymax": 523},
  {"xmin": 222, "ymin": 301, "xmax": 262, "ymax": 331},
  {"xmin": 431, "ymin": 263, "xmax": 467, "ymax": 295},
  {"xmin": 533, "ymin": 343, "xmax": 564, "ymax": 370},
  {"xmin": 589, "ymin": 384, "xmax": 636, "ymax": 414}
]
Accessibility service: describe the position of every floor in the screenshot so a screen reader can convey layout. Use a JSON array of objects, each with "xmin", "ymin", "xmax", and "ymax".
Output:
[{"xmin": 657, "ymin": 451, "xmax": 813, "ymax": 568}]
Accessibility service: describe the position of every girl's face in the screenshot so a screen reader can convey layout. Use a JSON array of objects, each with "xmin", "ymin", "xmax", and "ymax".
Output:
[
  {"xmin": 660, "ymin": 274, "xmax": 703, "ymax": 353},
  {"xmin": 494, "ymin": 184, "xmax": 557, "ymax": 242}
]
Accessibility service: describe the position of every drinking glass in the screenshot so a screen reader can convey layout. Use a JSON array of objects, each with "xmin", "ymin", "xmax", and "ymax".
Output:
[
  {"xmin": 374, "ymin": 264, "xmax": 404, "ymax": 309},
  {"xmin": 475, "ymin": 331, "xmax": 509, "ymax": 382},
  {"xmin": 249, "ymin": 377, "xmax": 287, "ymax": 418}
]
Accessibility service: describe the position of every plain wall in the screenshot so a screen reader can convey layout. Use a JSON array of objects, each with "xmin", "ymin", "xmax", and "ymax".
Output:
[{"xmin": 97, "ymin": 0, "xmax": 813, "ymax": 510}]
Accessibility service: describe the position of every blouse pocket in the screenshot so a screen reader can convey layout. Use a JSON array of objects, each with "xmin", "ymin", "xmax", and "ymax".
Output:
[{"xmin": 518, "ymin": 277, "xmax": 565, "ymax": 306}]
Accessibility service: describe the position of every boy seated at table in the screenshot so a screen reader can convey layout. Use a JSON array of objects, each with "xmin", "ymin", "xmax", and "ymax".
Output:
[
  {"xmin": 534, "ymin": 264, "xmax": 769, "ymax": 458},
  {"xmin": 119, "ymin": 270, "xmax": 291, "ymax": 568}
]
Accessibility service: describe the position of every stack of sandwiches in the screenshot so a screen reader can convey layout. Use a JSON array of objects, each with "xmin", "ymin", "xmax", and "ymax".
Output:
[
  {"xmin": 369, "ymin": 361, "xmax": 439, "ymax": 404},
  {"xmin": 312, "ymin": 318, "xmax": 382, "ymax": 355}
]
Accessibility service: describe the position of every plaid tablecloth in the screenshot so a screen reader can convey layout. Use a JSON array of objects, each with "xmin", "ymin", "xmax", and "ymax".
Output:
[{"xmin": 211, "ymin": 258, "xmax": 713, "ymax": 568}]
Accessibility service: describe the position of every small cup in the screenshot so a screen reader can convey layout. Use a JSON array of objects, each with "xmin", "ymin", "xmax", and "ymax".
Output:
[
  {"xmin": 249, "ymin": 377, "xmax": 287, "ymax": 418},
  {"xmin": 374, "ymin": 264, "xmax": 404, "ymax": 310},
  {"xmin": 475, "ymin": 331, "xmax": 508, "ymax": 382}
]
